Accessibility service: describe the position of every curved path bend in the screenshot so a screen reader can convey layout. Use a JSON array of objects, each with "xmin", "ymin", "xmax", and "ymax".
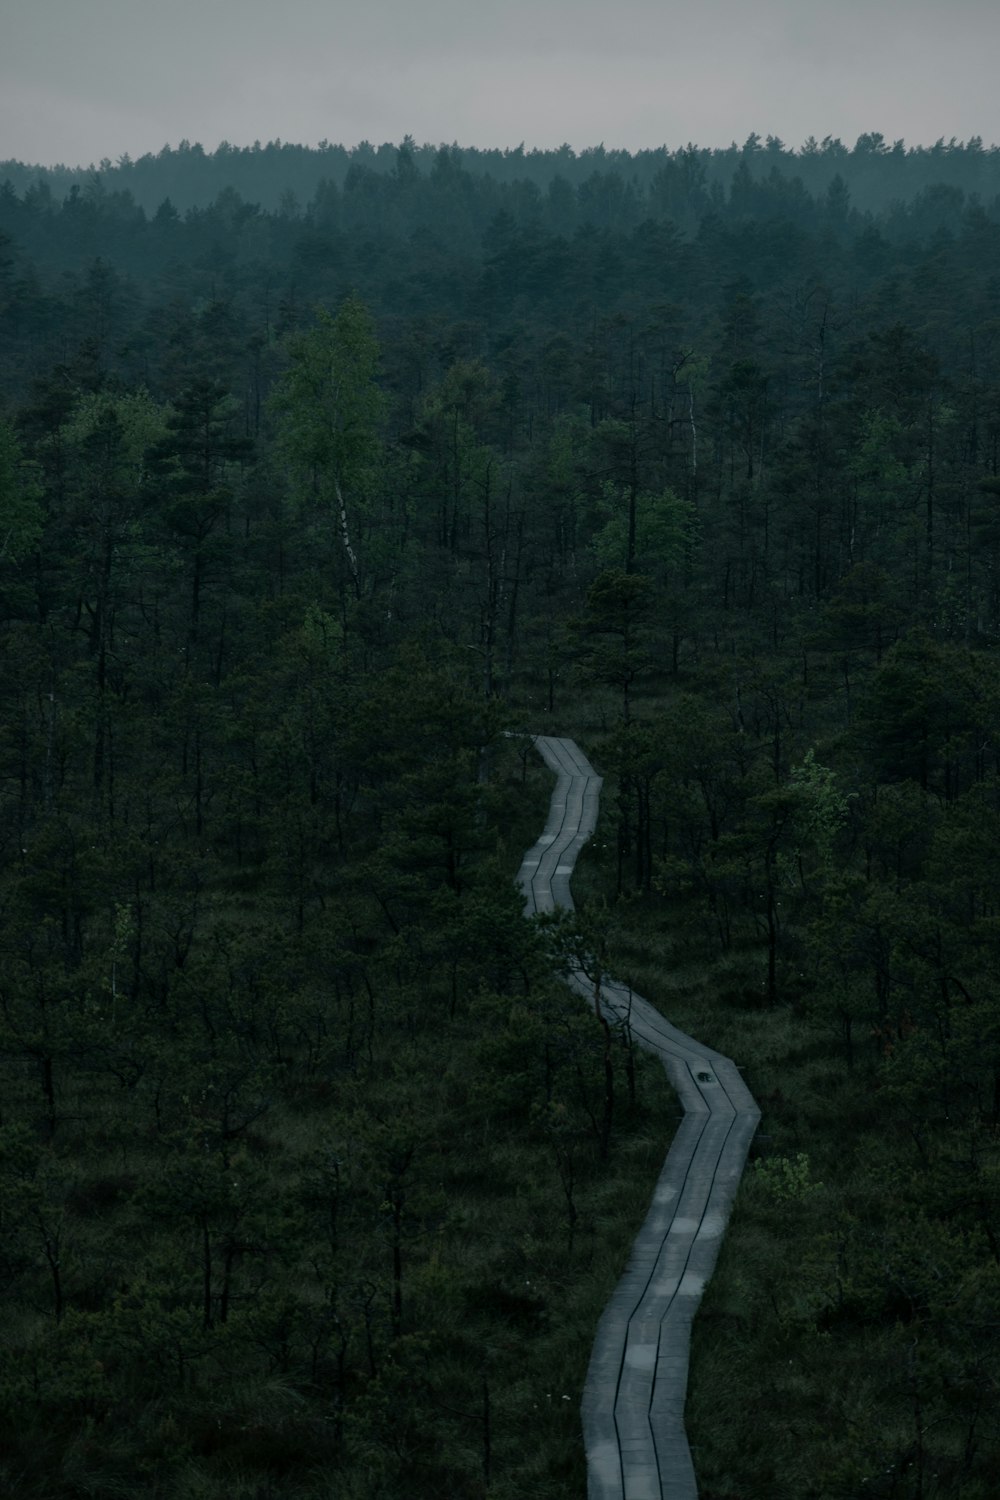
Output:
[{"xmin": 516, "ymin": 735, "xmax": 760, "ymax": 1500}]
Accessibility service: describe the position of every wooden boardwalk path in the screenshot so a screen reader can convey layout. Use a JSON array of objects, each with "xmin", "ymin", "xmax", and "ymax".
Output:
[{"xmin": 516, "ymin": 735, "xmax": 760, "ymax": 1500}]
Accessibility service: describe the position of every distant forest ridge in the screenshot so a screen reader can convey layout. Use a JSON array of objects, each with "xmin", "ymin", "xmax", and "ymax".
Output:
[{"xmin": 3, "ymin": 132, "xmax": 1000, "ymax": 217}]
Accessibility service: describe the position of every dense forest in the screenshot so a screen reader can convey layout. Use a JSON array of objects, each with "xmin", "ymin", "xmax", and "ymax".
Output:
[
  {"xmin": 1, "ymin": 134, "xmax": 999, "ymax": 1498},
  {"xmin": 5, "ymin": 132, "xmax": 1000, "ymax": 221}
]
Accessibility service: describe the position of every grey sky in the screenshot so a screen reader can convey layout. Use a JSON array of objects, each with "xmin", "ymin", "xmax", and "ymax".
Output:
[{"xmin": 3, "ymin": 0, "xmax": 999, "ymax": 167}]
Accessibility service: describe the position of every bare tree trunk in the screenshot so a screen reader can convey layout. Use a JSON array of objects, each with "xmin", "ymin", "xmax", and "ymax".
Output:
[{"xmin": 334, "ymin": 477, "xmax": 361, "ymax": 598}]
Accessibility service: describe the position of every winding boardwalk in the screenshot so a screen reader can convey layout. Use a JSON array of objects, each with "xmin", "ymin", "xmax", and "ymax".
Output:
[{"xmin": 516, "ymin": 735, "xmax": 760, "ymax": 1500}]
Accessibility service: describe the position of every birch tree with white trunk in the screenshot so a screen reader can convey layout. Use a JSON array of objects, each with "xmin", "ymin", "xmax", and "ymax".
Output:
[{"xmin": 273, "ymin": 297, "xmax": 386, "ymax": 602}]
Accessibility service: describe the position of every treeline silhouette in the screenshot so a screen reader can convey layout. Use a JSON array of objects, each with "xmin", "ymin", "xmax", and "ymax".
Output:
[{"xmin": 4, "ymin": 130, "xmax": 1000, "ymax": 219}]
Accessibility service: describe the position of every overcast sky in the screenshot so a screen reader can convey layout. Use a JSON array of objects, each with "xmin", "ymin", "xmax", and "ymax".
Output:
[{"xmin": 3, "ymin": 0, "xmax": 999, "ymax": 167}]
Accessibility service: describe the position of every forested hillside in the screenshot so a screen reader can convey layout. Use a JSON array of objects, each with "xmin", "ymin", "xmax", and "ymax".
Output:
[
  {"xmin": 1, "ymin": 138, "xmax": 999, "ymax": 1498},
  {"xmin": 5, "ymin": 132, "xmax": 1000, "ymax": 222}
]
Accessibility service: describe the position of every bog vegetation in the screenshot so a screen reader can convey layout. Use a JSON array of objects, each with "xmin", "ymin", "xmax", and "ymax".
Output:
[{"xmin": 1, "ymin": 135, "xmax": 999, "ymax": 1497}]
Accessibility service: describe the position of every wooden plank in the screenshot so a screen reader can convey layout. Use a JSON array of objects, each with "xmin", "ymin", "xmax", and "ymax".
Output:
[{"xmin": 516, "ymin": 735, "xmax": 760, "ymax": 1499}]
